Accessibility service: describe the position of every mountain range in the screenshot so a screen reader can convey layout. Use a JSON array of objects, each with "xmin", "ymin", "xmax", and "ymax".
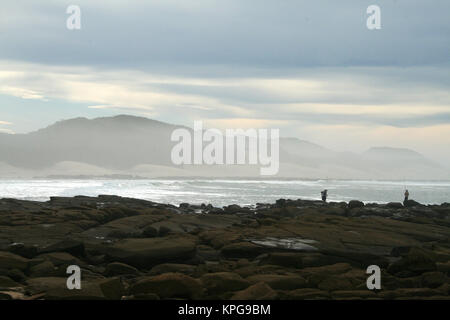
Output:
[{"xmin": 0, "ymin": 115, "xmax": 448, "ymax": 180}]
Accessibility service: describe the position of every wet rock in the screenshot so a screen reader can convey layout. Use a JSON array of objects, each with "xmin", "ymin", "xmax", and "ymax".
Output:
[
  {"xmin": 129, "ymin": 273, "xmax": 203, "ymax": 299},
  {"xmin": 231, "ymin": 282, "xmax": 278, "ymax": 300},
  {"xmin": 250, "ymin": 238, "xmax": 318, "ymax": 252}
]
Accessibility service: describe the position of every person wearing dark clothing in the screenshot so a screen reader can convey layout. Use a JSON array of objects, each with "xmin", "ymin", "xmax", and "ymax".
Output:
[
  {"xmin": 321, "ymin": 189, "xmax": 328, "ymax": 202},
  {"xmin": 404, "ymin": 189, "xmax": 409, "ymax": 203}
]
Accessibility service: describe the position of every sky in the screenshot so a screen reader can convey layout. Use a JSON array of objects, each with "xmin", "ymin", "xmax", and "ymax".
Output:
[{"xmin": 0, "ymin": 0, "xmax": 449, "ymax": 164}]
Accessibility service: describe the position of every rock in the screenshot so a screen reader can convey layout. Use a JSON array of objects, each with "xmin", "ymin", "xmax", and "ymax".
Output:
[
  {"xmin": 231, "ymin": 282, "xmax": 278, "ymax": 300},
  {"xmin": 420, "ymin": 272, "xmax": 448, "ymax": 288},
  {"xmin": 246, "ymin": 274, "xmax": 307, "ymax": 290},
  {"xmin": 259, "ymin": 252, "xmax": 303, "ymax": 268},
  {"xmin": 318, "ymin": 277, "xmax": 353, "ymax": 292},
  {"xmin": 0, "ymin": 276, "xmax": 20, "ymax": 288},
  {"xmin": 142, "ymin": 226, "xmax": 158, "ymax": 238},
  {"xmin": 200, "ymin": 272, "xmax": 250, "ymax": 294},
  {"xmin": 284, "ymin": 288, "xmax": 329, "ymax": 299},
  {"xmin": 196, "ymin": 245, "xmax": 220, "ymax": 262},
  {"xmin": 37, "ymin": 252, "xmax": 80, "ymax": 267},
  {"xmin": 0, "ymin": 251, "xmax": 29, "ymax": 270},
  {"xmin": 379, "ymin": 288, "xmax": 441, "ymax": 299},
  {"xmin": 7, "ymin": 243, "xmax": 38, "ymax": 259},
  {"xmin": 348, "ymin": 200, "xmax": 364, "ymax": 209},
  {"xmin": 101, "ymin": 236, "xmax": 197, "ymax": 269},
  {"xmin": 221, "ymin": 242, "xmax": 266, "ymax": 259},
  {"xmin": 126, "ymin": 293, "xmax": 160, "ymax": 300},
  {"xmin": 322, "ymin": 250, "xmax": 389, "ymax": 269},
  {"xmin": 97, "ymin": 277, "xmax": 124, "ymax": 300},
  {"xmin": 105, "ymin": 262, "xmax": 139, "ymax": 276},
  {"xmin": 26, "ymin": 277, "xmax": 67, "ymax": 295},
  {"xmin": 29, "ymin": 261, "xmax": 57, "ymax": 277},
  {"xmin": 4, "ymin": 269, "xmax": 26, "ymax": 283},
  {"xmin": 26, "ymin": 277, "xmax": 123, "ymax": 300},
  {"xmin": 223, "ymin": 204, "xmax": 242, "ymax": 214},
  {"xmin": 437, "ymin": 261, "xmax": 450, "ymax": 275},
  {"xmin": 150, "ymin": 263, "xmax": 196, "ymax": 276},
  {"xmin": 331, "ymin": 290, "xmax": 376, "ymax": 299},
  {"xmin": 388, "ymin": 248, "xmax": 437, "ymax": 277},
  {"xmin": 0, "ymin": 292, "xmax": 13, "ymax": 300},
  {"xmin": 130, "ymin": 273, "xmax": 203, "ymax": 299},
  {"xmin": 386, "ymin": 202, "xmax": 404, "ymax": 209},
  {"xmin": 158, "ymin": 226, "xmax": 171, "ymax": 237},
  {"xmin": 403, "ymin": 200, "xmax": 422, "ymax": 207},
  {"xmin": 39, "ymin": 240, "xmax": 85, "ymax": 257},
  {"xmin": 391, "ymin": 246, "xmax": 412, "ymax": 257}
]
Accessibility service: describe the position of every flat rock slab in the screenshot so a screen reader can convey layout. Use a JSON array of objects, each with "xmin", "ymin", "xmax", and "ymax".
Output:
[{"xmin": 100, "ymin": 236, "xmax": 197, "ymax": 268}]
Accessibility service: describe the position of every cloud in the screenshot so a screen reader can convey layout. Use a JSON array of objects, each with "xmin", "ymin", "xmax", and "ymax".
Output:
[
  {"xmin": 0, "ymin": 86, "xmax": 45, "ymax": 100},
  {"xmin": 0, "ymin": 1, "xmax": 449, "ymax": 70},
  {"xmin": 0, "ymin": 60, "xmax": 449, "ymax": 130},
  {"xmin": 0, "ymin": 120, "xmax": 13, "ymax": 134}
]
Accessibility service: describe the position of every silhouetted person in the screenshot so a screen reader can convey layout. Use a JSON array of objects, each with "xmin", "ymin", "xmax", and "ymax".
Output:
[
  {"xmin": 321, "ymin": 189, "xmax": 328, "ymax": 202},
  {"xmin": 404, "ymin": 189, "xmax": 409, "ymax": 203}
]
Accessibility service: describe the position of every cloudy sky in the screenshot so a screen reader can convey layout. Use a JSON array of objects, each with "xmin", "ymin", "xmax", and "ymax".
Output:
[{"xmin": 0, "ymin": 0, "xmax": 449, "ymax": 164}]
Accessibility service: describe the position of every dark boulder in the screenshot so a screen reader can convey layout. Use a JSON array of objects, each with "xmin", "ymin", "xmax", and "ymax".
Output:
[
  {"xmin": 39, "ymin": 239, "xmax": 85, "ymax": 257},
  {"xmin": 403, "ymin": 199, "xmax": 422, "ymax": 207},
  {"xmin": 348, "ymin": 200, "xmax": 364, "ymax": 209}
]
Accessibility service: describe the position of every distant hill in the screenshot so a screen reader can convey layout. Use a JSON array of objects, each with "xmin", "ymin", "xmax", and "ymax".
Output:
[{"xmin": 0, "ymin": 115, "xmax": 448, "ymax": 180}]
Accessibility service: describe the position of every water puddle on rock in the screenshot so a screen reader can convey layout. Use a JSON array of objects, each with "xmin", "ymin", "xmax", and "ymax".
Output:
[{"xmin": 248, "ymin": 237, "xmax": 319, "ymax": 251}]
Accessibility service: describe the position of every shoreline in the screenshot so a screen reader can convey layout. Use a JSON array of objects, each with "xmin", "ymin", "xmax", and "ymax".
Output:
[{"xmin": 0, "ymin": 195, "xmax": 449, "ymax": 300}]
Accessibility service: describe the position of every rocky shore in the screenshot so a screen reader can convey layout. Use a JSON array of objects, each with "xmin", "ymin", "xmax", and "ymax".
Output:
[{"xmin": 0, "ymin": 195, "xmax": 449, "ymax": 300}]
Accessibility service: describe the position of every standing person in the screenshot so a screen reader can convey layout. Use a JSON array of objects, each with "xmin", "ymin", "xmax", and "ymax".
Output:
[
  {"xmin": 321, "ymin": 189, "xmax": 328, "ymax": 202},
  {"xmin": 404, "ymin": 189, "xmax": 409, "ymax": 202}
]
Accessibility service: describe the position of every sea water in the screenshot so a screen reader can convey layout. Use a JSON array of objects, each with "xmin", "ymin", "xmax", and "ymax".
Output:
[{"xmin": 0, "ymin": 179, "xmax": 448, "ymax": 207}]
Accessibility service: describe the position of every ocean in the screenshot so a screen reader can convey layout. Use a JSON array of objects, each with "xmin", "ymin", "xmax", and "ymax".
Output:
[{"xmin": 0, "ymin": 179, "xmax": 448, "ymax": 207}]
